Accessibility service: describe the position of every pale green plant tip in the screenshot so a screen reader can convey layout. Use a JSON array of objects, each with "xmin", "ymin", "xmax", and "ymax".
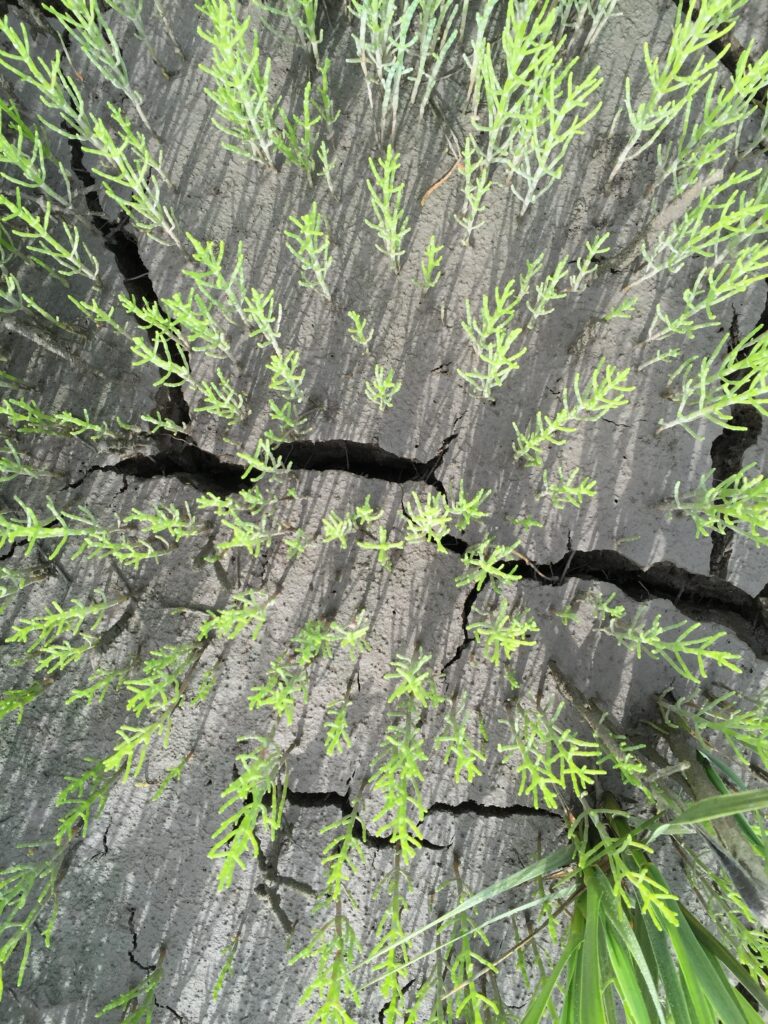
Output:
[
  {"xmin": 364, "ymin": 363, "xmax": 401, "ymax": 411},
  {"xmin": 283, "ymin": 201, "xmax": 333, "ymax": 299},
  {"xmin": 365, "ymin": 144, "xmax": 410, "ymax": 273}
]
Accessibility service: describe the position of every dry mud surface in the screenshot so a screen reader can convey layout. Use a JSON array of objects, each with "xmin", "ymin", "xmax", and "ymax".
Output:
[{"xmin": 1, "ymin": 1, "xmax": 768, "ymax": 1021}]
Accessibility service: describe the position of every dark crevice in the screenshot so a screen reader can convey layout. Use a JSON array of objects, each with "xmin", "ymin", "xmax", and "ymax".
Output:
[
  {"xmin": 66, "ymin": 136, "xmax": 190, "ymax": 427},
  {"xmin": 427, "ymin": 798, "xmax": 559, "ymax": 820},
  {"xmin": 514, "ymin": 548, "xmax": 768, "ymax": 659},
  {"xmin": 70, "ymin": 432, "xmax": 457, "ymax": 494},
  {"xmin": 708, "ymin": 307, "xmax": 764, "ymax": 578},
  {"xmin": 126, "ymin": 906, "xmax": 154, "ymax": 973},
  {"xmin": 154, "ymin": 1000, "xmax": 186, "ymax": 1024},
  {"xmin": 60, "ymin": 434, "xmax": 768, "ymax": 659},
  {"xmin": 379, "ymin": 980, "xmax": 415, "ymax": 1024},
  {"xmin": 442, "ymin": 583, "xmax": 479, "ymax": 673},
  {"xmin": 285, "ymin": 788, "xmax": 448, "ymax": 851}
]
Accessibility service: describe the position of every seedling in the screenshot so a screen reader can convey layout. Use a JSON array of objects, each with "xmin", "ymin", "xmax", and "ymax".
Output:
[
  {"xmin": 283, "ymin": 202, "xmax": 333, "ymax": 299},
  {"xmin": 365, "ymin": 144, "xmax": 410, "ymax": 273},
  {"xmin": 43, "ymin": 0, "xmax": 153, "ymax": 132},
  {"xmin": 538, "ymin": 467, "xmax": 598, "ymax": 510},
  {"xmin": 347, "ymin": 310, "xmax": 372, "ymax": 348},
  {"xmin": 609, "ymin": 0, "xmax": 748, "ymax": 180},
  {"xmin": 513, "ymin": 359, "xmax": 635, "ymax": 465},
  {"xmin": 420, "ymin": 234, "xmax": 443, "ymax": 289},
  {"xmin": 256, "ymin": 0, "xmax": 321, "ymax": 65},
  {"xmin": 673, "ymin": 464, "xmax": 768, "ymax": 548},
  {"xmin": 197, "ymin": 0, "xmax": 279, "ymax": 165},
  {"xmin": 657, "ymin": 326, "xmax": 768, "ymax": 435},
  {"xmin": 364, "ymin": 364, "xmax": 401, "ymax": 410}
]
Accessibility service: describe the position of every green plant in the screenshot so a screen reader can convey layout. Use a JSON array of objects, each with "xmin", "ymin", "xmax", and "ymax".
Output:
[
  {"xmin": 83, "ymin": 104, "xmax": 182, "ymax": 249},
  {"xmin": 197, "ymin": 0, "xmax": 279, "ymax": 165},
  {"xmin": 513, "ymin": 360, "xmax": 635, "ymax": 465},
  {"xmin": 365, "ymin": 144, "xmax": 410, "ymax": 272},
  {"xmin": 658, "ymin": 325, "xmax": 768, "ymax": 435},
  {"xmin": 471, "ymin": 0, "xmax": 603, "ymax": 212},
  {"xmin": 346, "ymin": 309, "xmax": 372, "ymax": 348},
  {"xmin": 364, "ymin": 363, "xmax": 401, "ymax": 410},
  {"xmin": 538, "ymin": 467, "xmax": 598, "ymax": 509},
  {"xmin": 257, "ymin": 0, "xmax": 321, "ymax": 65},
  {"xmin": 96, "ymin": 947, "xmax": 165, "ymax": 1023},
  {"xmin": 420, "ymin": 233, "xmax": 443, "ymax": 289},
  {"xmin": 284, "ymin": 202, "xmax": 333, "ymax": 299},
  {"xmin": 43, "ymin": 0, "xmax": 153, "ymax": 132},
  {"xmin": 499, "ymin": 703, "xmax": 606, "ymax": 810},
  {"xmin": 593, "ymin": 591, "xmax": 742, "ymax": 685},
  {"xmin": 609, "ymin": 0, "xmax": 749, "ymax": 181},
  {"xmin": 672, "ymin": 464, "xmax": 768, "ymax": 548}
]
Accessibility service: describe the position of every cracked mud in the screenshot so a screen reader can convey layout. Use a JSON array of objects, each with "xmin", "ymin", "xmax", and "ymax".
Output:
[{"xmin": 1, "ymin": 2, "xmax": 768, "ymax": 1023}]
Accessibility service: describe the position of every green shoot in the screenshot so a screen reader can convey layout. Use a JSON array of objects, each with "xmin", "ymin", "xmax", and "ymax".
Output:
[
  {"xmin": 43, "ymin": 0, "xmax": 153, "ymax": 132},
  {"xmin": 96, "ymin": 947, "xmax": 165, "ymax": 1022},
  {"xmin": 467, "ymin": 598, "xmax": 538, "ymax": 666},
  {"xmin": 673, "ymin": 464, "xmax": 768, "ymax": 549},
  {"xmin": 657, "ymin": 326, "xmax": 768, "ymax": 435},
  {"xmin": 208, "ymin": 737, "xmax": 288, "ymax": 891},
  {"xmin": 256, "ymin": 0, "xmax": 321, "ymax": 65},
  {"xmin": 283, "ymin": 202, "xmax": 333, "ymax": 299},
  {"xmin": 364, "ymin": 364, "xmax": 401, "ymax": 411},
  {"xmin": 513, "ymin": 360, "xmax": 635, "ymax": 466},
  {"xmin": 420, "ymin": 234, "xmax": 443, "ymax": 289},
  {"xmin": 347, "ymin": 310, "xmax": 372, "ymax": 348},
  {"xmin": 365, "ymin": 144, "xmax": 410, "ymax": 273},
  {"xmin": 538, "ymin": 467, "xmax": 598, "ymax": 510},
  {"xmin": 610, "ymin": 0, "xmax": 749, "ymax": 180},
  {"xmin": 499, "ymin": 703, "xmax": 606, "ymax": 810},
  {"xmin": 197, "ymin": 0, "xmax": 279, "ymax": 165},
  {"xmin": 594, "ymin": 592, "xmax": 742, "ymax": 684}
]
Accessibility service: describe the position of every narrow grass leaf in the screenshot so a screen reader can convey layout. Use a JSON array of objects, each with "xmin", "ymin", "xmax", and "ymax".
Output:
[
  {"xmin": 518, "ymin": 931, "xmax": 582, "ymax": 1024},
  {"xmin": 639, "ymin": 910, "xmax": 694, "ymax": 1024},
  {"xmin": 354, "ymin": 843, "xmax": 572, "ymax": 970},
  {"xmin": 680, "ymin": 905, "xmax": 768, "ymax": 1014},
  {"xmin": 579, "ymin": 871, "xmax": 605, "ymax": 1023}
]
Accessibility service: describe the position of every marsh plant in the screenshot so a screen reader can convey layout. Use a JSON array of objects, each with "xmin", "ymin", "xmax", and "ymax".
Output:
[{"xmin": 1, "ymin": 2, "xmax": 768, "ymax": 1023}]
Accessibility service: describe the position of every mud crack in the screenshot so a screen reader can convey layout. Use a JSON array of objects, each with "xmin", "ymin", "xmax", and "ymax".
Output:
[
  {"xmin": 429, "ymin": 533, "xmax": 768, "ymax": 659},
  {"xmin": 442, "ymin": 583, "xmax": 480, "ymax": 674},
  {"xmin": 74, "ymin": 431, "xmax": 456, "ymax": 494},
  {"xmin": 126, "ymin": 906, "xmax": 154, "ymax": 972},
  {"xmin": 66, "ymin": 136, "xmax": 190, "ymax": 428},
  {"xmin": 426, "ymin": 798, "xmax": 559, "ymax": 820},
  {"xmin": 520, "ymin": 547, "xmax": 768, "ymax": 659},
  {"xmin": 284, "ymin": 787, "xmax": 448, "ymax": 852}
]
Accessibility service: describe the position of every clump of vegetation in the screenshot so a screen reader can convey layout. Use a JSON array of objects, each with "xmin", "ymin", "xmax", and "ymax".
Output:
[{"xmin": 2, "ymin": 1, "xmax": 768, "ymax": 1022}]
